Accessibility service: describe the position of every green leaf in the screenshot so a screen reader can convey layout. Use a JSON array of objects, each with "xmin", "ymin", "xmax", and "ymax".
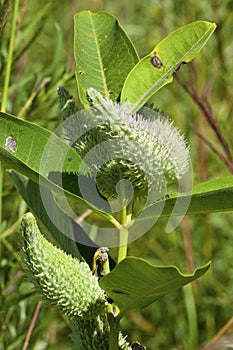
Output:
[
  {"xmin": 9, "ymin": 171, "xmax": 88, "ymax": 261},
  {"xmin": 100, "ymin": 257, "xmax": 210, "ymax": 317},
  {"xmin": 0, "ymin": 112, "xmax": 82, "ymax": 179},
  {"xmin": 121, "ymin": 21, "xmax": 216, "ymax": 111},
  {"xmin": 133, "ymin": 176, "xmax": 233, "ymax": 233},
  {"xmin": 74, "ymin": 10, "xmax": 139, "ymax": 106},
  {"xmin": 9, "ymin": 171, "xmax": 116, "ymax": 270},
  {"xmin": 142, "ymin": 176, "xmax": 233, "ymax": 220},
  {"xmin": 0, "ymin": 112, "xmax": 113, "ymax": 221}
]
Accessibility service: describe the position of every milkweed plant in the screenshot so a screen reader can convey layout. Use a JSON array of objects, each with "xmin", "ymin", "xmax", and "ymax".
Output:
[{"xmin": 1, "ymin": 10, "xmax": 225, "ymax": 350}]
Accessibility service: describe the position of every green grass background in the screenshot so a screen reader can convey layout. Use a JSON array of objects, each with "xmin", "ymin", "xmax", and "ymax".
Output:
[{"xmin": 0, "ymin": 1, "xmax": 233, "ymax": 349}]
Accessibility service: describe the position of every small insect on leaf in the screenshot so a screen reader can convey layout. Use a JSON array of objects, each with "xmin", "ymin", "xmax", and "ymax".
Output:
[
  {"xmin": 5, "ymin": 136, "xmax": 17, "ymax": 152},
  {"xmin": 150, "ymin": 52, "xmax": 163, "ymax": 69}
]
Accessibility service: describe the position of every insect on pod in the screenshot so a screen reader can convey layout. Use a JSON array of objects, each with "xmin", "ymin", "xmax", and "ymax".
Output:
[{"xmin": 150, "ymin": 52, "xmax": 163, "ymax": 69}]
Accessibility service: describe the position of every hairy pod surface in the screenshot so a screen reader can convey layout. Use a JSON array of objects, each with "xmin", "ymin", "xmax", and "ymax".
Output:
[
  {"xmin": 67, "ymin": 88, "xmax": 190, "ymax": 201},
  {"xmin": 20, "ymin": 212, "xmax": 107, "ymax": 320},
  {"xmin": 70, "ymin": 316, "xmax": 131, "ymax": 350}
]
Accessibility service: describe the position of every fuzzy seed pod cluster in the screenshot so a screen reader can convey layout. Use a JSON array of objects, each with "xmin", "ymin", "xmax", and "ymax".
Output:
[
  {"xmin": 64, "ymin": 88, "xmax": 190, "ymax": 202},
  {"xmin": 21, "ymin": 213, "xmax": 132, "ymax": 349},
  {"xmin": 20, "ymin": 212, "xmax": 107, "ymax": 320}
]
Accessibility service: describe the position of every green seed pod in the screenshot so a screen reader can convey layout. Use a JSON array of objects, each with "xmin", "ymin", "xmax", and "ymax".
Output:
[
  {"xmin": 71, "ymin": 88, "xmax": 190, "ymax": 201},
  {"xmin": 70, "ymin": 316, "xmax": 109, "ymax": 350},
  {"xmin": 20, "ymin": 212, "xmax": 107, "ymax": 320},
  {"xmin": 70, "ymin": 316, "xmax": 131, "ymax": 350}
]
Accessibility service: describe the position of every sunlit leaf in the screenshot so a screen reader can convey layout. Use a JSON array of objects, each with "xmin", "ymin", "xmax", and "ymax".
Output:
[
  {"xmin": 74, "ymin": 10, "xmax": 139, "ymax": 106},
  {"xmin": 121, "ymin": 21, "xmax": 216, "ymax": 111}
]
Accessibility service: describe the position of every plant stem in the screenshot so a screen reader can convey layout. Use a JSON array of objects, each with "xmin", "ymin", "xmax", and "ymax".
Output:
[
  {"xmin": 183, "ymin": 284, "xmax": 198, "ymax": 349},
  {"xmin": 0, "ymin": 0, "xmax": 19, "ymax": 252},
  {"xmin": 115, "ymin": 177, "xmax": 134, "ymax": 263},
  {"xmin": 118, "ymin": 226, "xmax": 129, "ymax": 263},
  {"xmin": 108, "ymin": 312, "xmax": 120, "ymax": 350},
  {"xmin": 117, "ymin": 203, "xmax": 133, "ymax": 263},
  {"xmin": 0, "ymin": 0, "xmax": 19, "ymax": 235},
  {"xmin": 181, "ymin": 217, "xmax": 198, "ymax": 349},
  {"xmin": 23, "ymin": 300, "xmax": 42, "ymax": 350},
  {"xmin": 1, "ymin": 0, "xmax": 19, "ymax": 113}
]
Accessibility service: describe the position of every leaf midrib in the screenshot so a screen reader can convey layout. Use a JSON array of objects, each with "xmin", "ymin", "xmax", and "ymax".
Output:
[{"xmin": 89, "ymin": 12, "xmax": 109, "ymax": 98}]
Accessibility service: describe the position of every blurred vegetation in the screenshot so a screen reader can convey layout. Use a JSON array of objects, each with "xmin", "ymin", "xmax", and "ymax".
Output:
[{"xmin": 0, "ymin": 1, "xmax": 233, "ymax": 349}]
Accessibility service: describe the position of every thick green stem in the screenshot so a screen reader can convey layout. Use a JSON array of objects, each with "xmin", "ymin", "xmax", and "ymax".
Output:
[
  {"xmin": 108, "ymin": 312, "xmax": 120, "ymax": 350},
  {"xmin": 117, "ymin": 203, "xmax": 132, "ymax": 263},
  {"xmin": 117, "ymin": 226, "xmax": 129, "ymax": 263}
]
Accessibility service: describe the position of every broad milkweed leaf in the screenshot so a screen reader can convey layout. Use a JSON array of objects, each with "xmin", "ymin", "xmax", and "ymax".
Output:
[
  {"xmin": 0, "ymin": 111, "xmax": 81, "ymax": 177},
  {"xmin": 9, "ymin": 171, "xmax": 86, "ymax": 260},
  {"xmin": 100, "ymin": 256, "xmax": 210, "ymax": 317},
  {"xmin": 9, "ymin": 171, "xmax": 116, "ymax": 269},
  {"xmin": 121, "ymin": 21, "xmax": 216, "ymax": 112},
  {"xmin": 74, "ymin": 10, "xmax": 139, "ymax": 106},
  {"xmin": 124, "ymin": 176, "xmax": 233, "ymax": 236},
  {"xmin": 0, "ymin": 112, "xmax": 113, "ymax": 222},
  {"xmin": 141, "ymin": 175, "xmax": 233, "ymax": 221}
]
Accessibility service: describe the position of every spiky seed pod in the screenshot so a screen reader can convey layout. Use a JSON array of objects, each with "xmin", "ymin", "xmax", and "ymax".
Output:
[
  {"xmin": 70, "ymin": 88, "xmax": 190, "ymax": 201},
  {"xmin": 70, "ymin": 316, "xmax": 131, "ymax": 350},
  {"xmin": 70, "ymin": 316, "xmax": 109, "ymax": 349},
  {"xmin": 20, "ymin": 212, "xmax": 107, "ymax": 320}
]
